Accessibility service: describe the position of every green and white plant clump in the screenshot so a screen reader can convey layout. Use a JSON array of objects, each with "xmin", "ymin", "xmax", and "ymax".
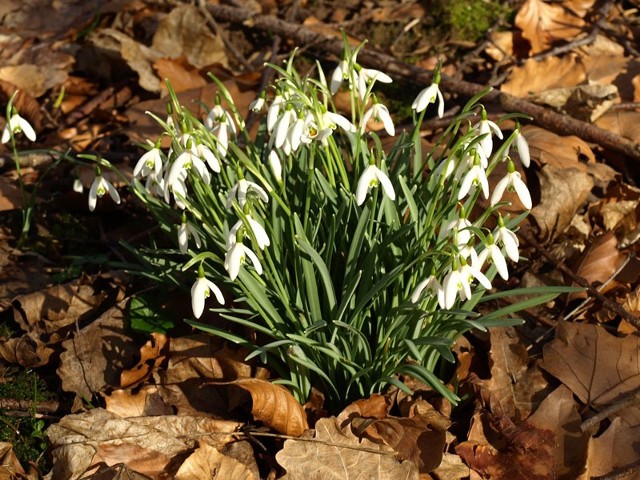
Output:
[{"xmin": 6, "ymin": 42, "xmax": 551, "ymax": 410}]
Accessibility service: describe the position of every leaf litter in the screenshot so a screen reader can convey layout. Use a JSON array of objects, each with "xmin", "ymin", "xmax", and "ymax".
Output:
[{"xmin": 2, "ymin": 0, "xmax": 640, "ymax": 478}]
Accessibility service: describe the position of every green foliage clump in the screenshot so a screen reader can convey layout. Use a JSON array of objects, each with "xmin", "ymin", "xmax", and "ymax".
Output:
[{"xmin": 448, "ymin": 0, "xmax": 512, "ymax": 42}]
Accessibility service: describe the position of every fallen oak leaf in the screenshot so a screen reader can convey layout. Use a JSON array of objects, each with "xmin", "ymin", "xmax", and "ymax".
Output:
[
  {"xmin": 231, "ymin": 378, "xmax": 309, "ymax": 437},
  {"xmin": 175, "ymin": 441, "xmax": 256, "ymax": 480}
]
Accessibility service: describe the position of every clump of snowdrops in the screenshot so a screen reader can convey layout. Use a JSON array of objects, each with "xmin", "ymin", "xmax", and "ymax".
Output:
[{"xmin": 37, "ymin": 42, "xmax": 567, "ymax": 410}]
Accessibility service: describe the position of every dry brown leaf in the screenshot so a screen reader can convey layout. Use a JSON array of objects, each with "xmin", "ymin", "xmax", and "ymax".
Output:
[
  {"xmin": 456, "ymin": 411, "xmax": 555, "ymax": 479},
  {"xmin": 0, "ymin": 331, "xmax": 55, "ymax": 367},
  {"xmin": 47, "ymin": 408, "xmax": 242, "ymax": 479},
  {"xmin": 486, "ymin": 31, "xmax": 514, "ymax": 62},
  {"xmin": 120, "ymin": 333, "xmax": 169, "ymax": 389},
  {"xmin": 431, "ymin": 452, "xmax": 470, "ymax": 480},
  {"xmin": 527, "ymin": 84, "xmax": 618, "ymax": 122},
  {"xmin": 542, "ymin": 321, "xmax": 640, "ymax": 419},
  {"xmin": 151, "ymin": 4, "xmax": 228, "ymax": 69},
  {"xmin": 570, "ymin": 231, "xmax": 625, "ymax": 300},
  {"xmin": 175, "ymin": 441, "xmax": 255, "ymax": 480},
  {"xmin": 0, "ymin": 443, "xmax": 26, "ymax": 477},
  {"xmin": 527, "ymin": 385, "xmax": 589, "ymax": 479},
  {"xmin": 580, "ymin": 417, "xmax": 640, "ymax": 479},
  {"xmin": 104, "ymin": 386, "xmax": 173, "ymax": 417},
  {"xmin": 484, "ymin": 327, "xmax": 548, "ymax": 420},
  {"xmin": 337, "ymin": 394, "xmax": 391, "ymax": 427},
  {"xmin": 276, "ymin": 417, "xmax": 419, "ymax": 480},
  {"xmin": 595, "ymin": 111, "xmax": 640, "ymax": 143},
  {"xmin": 153, "ymin": 57, "xmax": 207, "ymax": 94},
  {"xmin": 11, "ymin": 274, "xmax": 109, "ymax": 334},
  {"xmin": 57, "ymin": 302, "xmax": 139, "ymax": 400},
  {"xmin": 501, "ymin": 55, "xmax": 586, "ymax": 97},
  {"xmin": 515, "ymin": 0, "xmax": 585, "ymax": 54},
  {"xmin": 563, "ymin": 0, "xmax": 597, "ymax": 17},
  {"xmin": 233, "ymin": 378, "xmax": 309, "ymax": 437}
]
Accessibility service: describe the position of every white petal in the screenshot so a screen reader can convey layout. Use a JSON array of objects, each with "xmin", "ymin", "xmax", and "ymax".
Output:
[
  {"xmin": 490, "ymin": 175, "xmax": 509, "ymax": 206},
  {"xmin": 224, "ymin": 244, "xmax": 244, "ymax": 280},
  {"xmin": 248, "ymin": 217, "xmax": 270, "ymax": 249},
  {"xmin": 1, "ymin": 125, "xmax": 10, "ymax": 144},
  {"xmin": 491, "ymin": 246, "xmax": 509, "ymax": 280},
  {"xmin": 411, "ymin": 279, "xmax": 430, "ymax": 303},
  {"xmin": 376, "ymin": 168, "xmax": 396, "ymax": 201},
  {"xmin": 18, "ymin": 116, "xmax": 36, "ymax": 141},
  {"xmin": 191, "ymin": 279, "xmax": 206, "ymax": 318},
  {"xmin": 355, "ymin": 166, "xmax": 376, "ymax": 205},
  {"xmin": 268, "ymin": 150, "xmax": 282, "ymax": 182},
  {"xmin": 205, "ymin": 278, "xmax": 225, "ymax": 305},
  {"xmin": 436, "ymin": 89, "xmax": 445, "ymax": 118},
  {"xmin": 500, "ymin": 228, "xmax": 520, "ymax": 262},
  {"xmin": 516, "ymin": 132, "xmax": 530, "ymax": 168},
  {"xmin": 178, "ymin": 223, "xmax": 188, "ymax": 253},
  {"xmin": 105, "ymin": 180, "xmax": 121, "ymax": 205},
  {"xmin": 244, "ymin": 247, "xmax": 263, "ymax": 275},
  {"xmin": 88, "ymin": 178, "xmax": 100, "ymax": 211},
  {"xmin": 512, "ymin": 173, "xmax": 532, "ymax": 209}
]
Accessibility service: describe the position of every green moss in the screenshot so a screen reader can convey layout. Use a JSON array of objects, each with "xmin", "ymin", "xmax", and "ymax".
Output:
[{"xmin": 448, "ymin": 0, "xmax": 512, "ymax": 42}]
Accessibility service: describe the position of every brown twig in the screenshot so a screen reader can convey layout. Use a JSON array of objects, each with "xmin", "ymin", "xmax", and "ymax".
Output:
[
  {"xmin": 580, "ymin": 387, "xmax": 640, "ymax": 433},
  {"xmin": 591, "ymin": 459, "xmax": 640, "ymax": 480},
  {"xmin": 205, "ymin": 4, "xmax": 640, "ymax": 163},
  {"xmin": 520, "ymin": 230, "xmax": 640, "ymax": 330},
  {"xmin": 0, "ymin": 398, "xmax": 60, "ymax": 415}
]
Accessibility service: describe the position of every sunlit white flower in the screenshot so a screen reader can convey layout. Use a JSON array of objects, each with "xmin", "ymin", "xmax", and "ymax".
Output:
[
  {"xmin": 355, "ymin": 163, "xmax": 396, "ymax": 206},
  {"xmin": 491, "ymin": 160, "xmax": 532, "ymax": 210},
  {"xmin": 73, "ymin": 178, "xmax": 84, "ymax": 193},
  {"xmin": 167, "ymin": 150, "xmax": 211, "ymax": 190},
  {"xmin": 133, "ymin": 147, "xmax": 163, "ymax": 179},
  {"xmin": 211, "ymin": 115, "xmax": 234, "ymax": 159},
  {"xmin": 441, "ymin": 260, "xmax": 492, "ymax": 309},
  {"xmin": 356, "ymin": 68, "xmax": 392, "ymax": 99},
  {"xmin": 287, "ymin": 114, "xmax": 306, "ymax": 153},
  {"xmin": 1, "ymin": 113, "xmax": 36, "ymax": 143},
  {"xmin": 434, "ymin": 157, "xmax": 456, "ymax": 180},
  {"xmin": 145, "ymin": 172, "xmax": 165, "ymax": 198},
  {"xmin": 330, "ymin": 58, "xmax": 349, "ymax": 94},
  {"xmin": 495, "ymin": 217, "xmax": 519, "ymax": 263},
  {"xmin": 268, "ymin": 150, "xmax": 283, "ymax": 183},
  {"xmin": 458, "ymin": 161, "xmax": 489, "ymax": 200},
  {"xmin": 477, "ymin": 235, "xmax": 509, "ymax": 280},
  {"xmin": 224, "ymin": 242, "xmax": 263, "ymax": 281},
  {"xmin": 230, "ymin": 215, "xmax": 270, "ymax": 250},
  {"xmin": 360, "ymin": 99, "xmax": 395, "ymax": 136},
  {"xmin": 195, "ymin": 143, "xmax": 221, "ymax": 173},
  {"xmin": 267, "ymin": 93, "xmax": 284, "ymax": 133},
  {"xmin": 273, "ymin": 106, "xmax": 296, "ymax": 149},
  {"xmin": 411, "ymin": 275, "xmax": 443, "ymax": 305},
  {"xmin": 514, "ymin": 126, "xmax": 530, "ymax": 168},
  {"xmin": 440, "ymin": 216, "xmax": 473, "ymax": 247},
  {"xmin": 226, "ymin": 178, "xmax": 269, "ymax": 209},
  {"xmin": 191, "ymin": 270, "xmax": 224, "ymax": 319},
  {"xmin": 412, "ymin": 81, "xmax": 444, "ymax": 117},
  {"xmin": 249, "ymin": 92, "xmax": 266, "ymax": 112},
  {"xmin": 88, "ymin": 173, "xmax": 121, "ymax": 212},
  {"xmin": 178, "ymin": 217, "xmax": 202, "ymax": 254},
  {"xmin": 474, "ymin": 108, "xmax": 503, "ymax": 158},
  {"xmin": 320, "ymin": 110, "xmax": 356, "ymax": 134}
]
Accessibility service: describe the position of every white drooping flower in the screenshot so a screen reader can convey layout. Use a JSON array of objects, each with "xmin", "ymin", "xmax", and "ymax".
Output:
[
  {"xmin": 440, "ymin": 259, "xmax": 492, "ymax": 309},
  {"xmin": 360, "ymin": 98, "xmax": 395, "ymax": 136},
  {"xmin": 267, "ymin": 150, "xmax": 283, "ymax": 183},
  {"xmin": 194, "ymin": 143, "xmax": 221, "ymax": 173},
  {"xmin": 356, "ymin": 68, "xmax": 392, "ymax": 99},
  {"xmin": 226, "ymin": 178, "xmax": 269, "ymax": 209},
  {"xmin": 411, "ymin": 275, "xmax": 444, "ymax": 305},
  {"xmin": 477, "ymin": 235, "xmax": 509, "ymax": 281},
  {"xmin": 191, "ymin": 268, "xmax": 224, "ymax": 319},
  {"xmin": 355, "ymin": 162, "xmax": 396, "ymax": 206},
  {"xmin": 473, "ymin": 107, "xmax": 503, "ymax": 158},
  {"xmin": 166, "ymin": 150, "xmax": 211, "ymax": 193},
  {"xmin": 267, "ymin": 93, "xmax": 285, "ymax": 133},
  {"xmin": 457, "ymin": 161, "xmax": 489, "ymax": 200},
  {"xmin": 514, "ymin": 125, "xmax": 530, "ymax": 168},
  {"xmin": 229, "ymin": 215, "xmax": 270, "ymax": 250},
  {"xmin": 440, "ymin": 216, "xmax": 473, "ymax": 248},
  {"xmin": 133, "ymin": 146, "xmax": 163, "ymax": 179},
  {"xmin": 224, "ymin": 241, "xmax": 263, "ymax": 281},
  {"xmin": 412, "ymin": 70, "xmax": 444, "ymax": 118},
  {"xmin": 495, "ymin": 216, "xmax": 520, "ymax": 263},
  {"xmin": 273, "ymin": 105, "xmax": 296, "ymax": 149},
  {"xmin": 1, "ymin": 112, "xmax": 36, "ymax": 143},
  {"xmin": 178, "ymin": 216, "xmax": 202, "ymax": 254},
  {"xmin": 88, "ymin": 171, "xmax": 121, "ymax": 212},
  {"xmin": 491, "ymin": 160, "xmax": 532, "ymax": 210},
  {"xmin": 249, "ymin": 92, "xmax": 266, "ymax": 112},
  {"xmin": 330, "ymin": 58, "xmax": 350, "ymax": 94}
]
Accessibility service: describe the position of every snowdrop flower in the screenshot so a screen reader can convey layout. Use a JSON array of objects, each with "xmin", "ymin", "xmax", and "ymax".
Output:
[
  {"xmin": 319, "ymin": 109, "xmax": 356, "ymax": 134},
  {"xmin": 440, "ymin": 215, "xmax": 473, "ymax": 247},
  {"xmin": 73, "ymin": 178, "xmax": 84, "ymax": 193},
  {"xmin": 145, "ymin": 173, "xmax": 165, "ymax": 198},
  {"xmin": 178, "ymin": 215, "xmax": 202, "ymax": 254},
  {"xmin": 167, "ymin": 150, "xmax": 211, "ymax": 190},
  {"xmin": 477, "ymin": 234, "xmax": 509, "ymax": 280},
  {"xmin": 273, "ymin": 105, "xmax": 296, "ymax": 149},
  {"xmin": 224, "ymin": 241, "xmax": 263, "ymax": 281},
  {"xmin": 268, "ymin": 150, "xmax": 283, "ymax": 183},
  {"xmin": 412, "ymin": 70, "xmax": 444, "ymax": 117},
  {"xmin": 330, "ymin": 58, "xmax": 349, "ymax": 94},
  {"xmin": 133, "ymin": 145, "xmax": 163, "ymax": 179},
  {"xmin": 2, "ymin": 112, "xmax": 36, "ymax": 143},
  {"xmin": 205, "ymin": 97, "xmax": 236, "ymax": 132},
  {"xmin": 211, "ymin": 115, "xmax": 234, "ymax": 159},
  {"xmin": 226, "ymin": 178, "xmax": 269, "ymax": 209},
  {"xmin": 286, "ymin": 113, "xmax": 305, "ymax": 153},
  {"xmin": 360, "ymin": 97, "xmax": 395, "ymax": 136},
  {"xmin": 474, "ymin": 107, "xmax": 502, "ymax": 158},
  {"xmin": 491, "ymin": 160, "xmax": 532, "ymax": 210},
  {"xmin": 229, "ymin": 215, "xmax": 270, "ymax": 250},
  {"xmin": 355, "ymin": 161, "xmax": 396, "ymax": 206},
  {"xmin": 195, "ymin": 143, "xmax": 221, "ymax": 173},
  {"xmin": 267, "ymin": 92, "xmax": 285, "ymax": 133},
  {"xmin": 513, "ymin": 124, "xmax": 530, "ymax": 168},
  {"xmin": 458, "ymin": 156, "xmax": 489, "ymax": 200},
  {"xmin": 249, "ymin": 92, "xmax": 266, "ymax": 112},
  {"xmin": 88, "ymin": 169, "xmax": 121, "ymax": 212},
  {"xmin": 191, "ymin": 266, "xmax": 224, "ymax": 319},
  {"xmin": 411, "ymin": 274, "xmax": 443, "ymax": 305},
  {"xmin": 495, "ymin": 215, "xmax": 519, "ymax": 263},
  {"xmin": 440, "ymin": 258, "xmax": 492, "ymax": 309},
  {"xmin": 356, "ymin": 67, "xmax": 392, "ymax": 99}
]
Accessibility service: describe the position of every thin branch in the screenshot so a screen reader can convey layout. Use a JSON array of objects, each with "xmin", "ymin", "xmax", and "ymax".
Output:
[
  {"xmin": 205, "ymin": 4, "xmax": 640, "ymax": 163},
  {"xmin": 580, "ymin": 387, "xmax": 640, "ymax": 433}
]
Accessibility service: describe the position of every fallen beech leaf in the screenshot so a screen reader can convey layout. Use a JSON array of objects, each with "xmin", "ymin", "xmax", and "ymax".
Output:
[
  {"xmin": 595, "ymin": 111, "xmax": 640, "ymax": 143},
  {"xmin": 233, "ymin": 378, "xmax": 309, "ymax": 437},
  {"xmin": 0, "ymin": 176, "xmax": 24, "ymax": 210},
  {"xmin": 501, "ymin": 55, "xmax": 586, "ymax": 96},
  {"xmin": 528, "ymin": 84, "xmax": 618, "ymax": 122},
  {"xmin": 581, "ymin": 417, "xmax": 640, "ymax": 479},
  {"xmin": 523, "ymin": 125, "xmax": 596, "ymax": 168},
  {"xmin": 151, "ymin": 4, "xmax": 228, "ymax": 69},
  {"xmin": 431, "ymin": 452, "xmax": 469, "ymax": 480},
  {"xmin": 542, "ymin": 321, "xmax": 640, "ymax": 417},
  {"xmin": 570, "ymin": 231, "xmax": 625, "ymax": 300},
  {"xmin": 527, "ymin": 385, "xmax": 589, "ymax": 479},
  {"xmin": 120, "ymin": 333, "xmax": 169, "ymax": 388},
  {"xmin": 175, "ymin": 441, "xmax": 255, "ymax": 480},
  {"xmin": 276, "ymin": 417, "xmax": 419, "ymax": 479},
  {"xmin": 0, "ymin": 331, "xmax": 55, "ymax": 367},
  {"xmin": 154, "ymin": 57, "xmax": 206, "ymax": 94},
  {"xmin": 104, "ymin": 386, "xmax": 173, "ymax": 417},
  {"xmin": 337, "ymin": 394, "xmax": 391, "ymax": 427},
  {"xmin": 0, "ymin": 442, "xmax": 27, "ymax": 477},
  {"xmin": 515, "ymin": 0, "xmax": 584, "ymax": 54}
]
